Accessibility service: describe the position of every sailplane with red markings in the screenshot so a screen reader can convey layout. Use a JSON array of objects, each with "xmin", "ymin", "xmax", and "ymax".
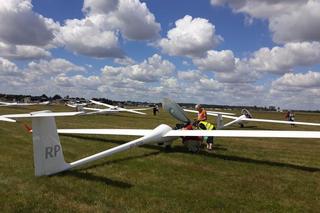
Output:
[{"xmin": 1, "ymin": 98, "xmax": 320, "ymax": 176}]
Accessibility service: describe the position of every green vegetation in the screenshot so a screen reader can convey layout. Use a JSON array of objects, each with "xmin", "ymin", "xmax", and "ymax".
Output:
[{"xmin": 0, "ymin": 105, "xmax": 320, "ymax": 212}]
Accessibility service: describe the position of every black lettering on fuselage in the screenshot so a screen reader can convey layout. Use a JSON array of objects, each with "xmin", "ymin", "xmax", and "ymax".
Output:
[{"xmin": 45, "ymin": 145, "xmax": 61, "ymax": 159}]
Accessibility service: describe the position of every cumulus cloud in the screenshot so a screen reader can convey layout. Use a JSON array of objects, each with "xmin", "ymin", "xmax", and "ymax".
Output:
[
  {"xmin": 159, "ymin": 15, "xmax": 222, "ymax": 57},
  {"xmin": 271, "ymin": 71, "xmax": 320, "ymax": 90},
  {"xmin": 114, "ymin": 56, "xmax": 136, "ymax": 66},
  {"xmin": 269, "ymin": 71, "xmax": 320, "ymax": 109},
  {"xmin": 59, "ymin": 18, "xmax": 123, "ymax": 58},
  {"xmin": 192, "ymin": 50, "xmax": 236, "ymax": 72},
  {"xmin": 211, "ymin": 0, "xmax": 320, "ymax": 44},
  {"xmin": 102, "ymin": 54, "xmax": 175, "ymax": 83},
  {"xmin": 190, "ymin": 49, "xmax": 258, "ymax": 83},
  {"xmin": 269, "ymin": 0, "xmax": 320, "ymax": 44},
  {"xmin": 0, "ymin": 0, "xmax": 57, "ymax": 46},
  {"xmin": 28, "ymin": 58, "xmax": 85, "ymax": 74},
  {"xmin": 0, "ymin": 57, "xmax": 95, "ymax": 97},
  {"xmin": 0, "ymin": 42, "xmax": 51, "ymax": 60},
  {"xmin": 55, "ymin": 74, "xmax": 101, "ymax": 90},
  {"xmin": 249, "ymin": 42, "xmax": 320, "ymax": 74},
  {"xmin": 22, "ymin": 58, "xmax": 86, "ymax": 83},
  {"xmin": 215, "ymin": 59, "xmax": 259, "ymax": 83},
  {"xmin": 0, "ymin": 57, "xmax": 20, "ymax": 76},
  {"xmin": 83, "ymin": 0, "xmax": 160, "ymax": 40},
  {"xmin": 83, "ymin": 0, "xmax": 118, "ymax": 14},
  {"xmin": 59, "ymin": 0, "xmax": 160, "ymax": 58},
  {"xmin": 191, "ymin": 42, "xmax": 320, "ymax": 79},
  {"xmin": 178, "ymin": 70, "xmax": 203, "ymax": 81},
  {"xmin": 112, "ymin": 0, "xmax": 161, "ymax": 40}
]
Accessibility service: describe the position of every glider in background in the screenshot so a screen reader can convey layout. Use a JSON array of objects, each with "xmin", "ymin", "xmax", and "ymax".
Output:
[
  {"xmin": 0, "ymin": 101, "xmax": 49, "ymax": 107},
  {"xmin": 67, "ymin": 99, "xmax": 150, "ymax": 115},
  {"xmin": 1, "ymin": 99, "xmax": 320, "ymax": 176},
  {"xmin": 185, "ymin": 108, "xmax": 320, "ymax": 129}
]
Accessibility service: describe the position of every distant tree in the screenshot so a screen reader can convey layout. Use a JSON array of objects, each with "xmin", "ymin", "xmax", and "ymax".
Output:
[
  {"xmin": 41, "ymin": 94, "xmax": 48, "ymax": 100},
  {"xmin": 52, "ymin": 94, "xmax": 62, "ymax": 100}
]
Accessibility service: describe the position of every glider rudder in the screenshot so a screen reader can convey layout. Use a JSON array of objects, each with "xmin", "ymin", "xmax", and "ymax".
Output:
[{"xmin": 31, "ymin": 115, "xmax": 70, "ymax": 176}]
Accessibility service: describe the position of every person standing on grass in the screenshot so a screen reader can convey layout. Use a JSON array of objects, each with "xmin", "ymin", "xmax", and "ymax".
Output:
[
  {"xmin": 195, "ymin": 104, "xmax": 207, "ymax": 122},
  {"xmin": 197, "ymin": 120, "xmax": 216, "ymax": 150},
  {"xmin": 194, "ymin": 104, "xmax": 215, "ymax": 150},
  {"xmin": 285, "ymin": 110, "xmax": 295, "ymax": 126},
  {"xmin": 153, "ymin": 105, "xmax": 157, "ymax": 116}
]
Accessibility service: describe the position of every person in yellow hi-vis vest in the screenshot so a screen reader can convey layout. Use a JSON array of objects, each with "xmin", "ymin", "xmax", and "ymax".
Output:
[{"xmin": 198, "ymin": 121, "xmax": 215, "ymax": 150}]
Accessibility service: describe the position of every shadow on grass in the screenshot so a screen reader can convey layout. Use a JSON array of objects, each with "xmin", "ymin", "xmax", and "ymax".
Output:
[
  {"xmin": 80, "ymin": 151, "xmax": 161, "ymax": 171},
  {"xmin": 59, "ymin": 170, "xmax": 133, "ymax": 189},
  {"xmin": 61, "ymin": 134, "xmax": 127, "ymax": 144},
  {"xmin": 206, "ymin": 152, "xmax": 320, "ymax": 172},
  {"xmin": 62, "ymin": 134, "xmax": 320, "ymax": 173},
  {"xmin": 241, "ymin": 125, "xmax": 258, "ymax": 128},
  {"xmin": 58, "ymin": 151, "xmax": 160, "ymax": 187},
  {"xmin": 97, "ymin": 113, "xmax": 159, "ymax": 120},
  {"xmin": 167, "ymin": 146, "xmax": 320, "ymax": 172}
]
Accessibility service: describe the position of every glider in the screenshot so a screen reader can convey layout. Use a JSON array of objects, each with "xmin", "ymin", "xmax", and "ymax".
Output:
[
  {"xmin": 0, "ymin": 110, "xmax": 84, "ymax": 122},
  {"xmin": 85, "ymin": 99, "xmax": 151, "ymax": 115},
  {"xmin": 0, "ymin": 101, "xmax": 49, "ymax": 107},
  {"xmin": 67, "ymin": 100, "xmax": 148, "ymax": 115},
  {"xmin": 1, "ymin": 99, "xmax": 320, "ymax": 176},
  {"xmin": 185, "ymin": 107, "xmax": 320, "ymax": 129}
]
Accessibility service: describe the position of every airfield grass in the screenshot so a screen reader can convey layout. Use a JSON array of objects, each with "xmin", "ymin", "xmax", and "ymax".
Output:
[{"xmin": 0, "ymin": 105, "xmax": 320, "ymax": 212}]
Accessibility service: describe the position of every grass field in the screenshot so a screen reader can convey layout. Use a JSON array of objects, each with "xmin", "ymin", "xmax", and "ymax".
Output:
[{"xmin": 0, "ymin": 105, "xmax": 320, "ymax": 212}]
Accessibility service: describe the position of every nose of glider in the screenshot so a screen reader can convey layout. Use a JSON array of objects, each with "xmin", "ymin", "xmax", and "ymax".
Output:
[{"xmin": 162, "ymin": 98, "xmax": 190, "ymax": 124}]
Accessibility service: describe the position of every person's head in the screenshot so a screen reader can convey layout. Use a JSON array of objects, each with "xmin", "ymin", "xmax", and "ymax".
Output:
[{"xmin": 195, "ymin": 104, "xmax": 202, "ymax": 112}]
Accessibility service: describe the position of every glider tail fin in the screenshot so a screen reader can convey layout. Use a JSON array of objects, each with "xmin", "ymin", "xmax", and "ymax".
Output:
[
  {"xmin": 31, "ymin": 115, "xmax": 70, "ymax": 176},
  {"xmin": 216, "ymin": 114, "xmax": 223, "ymax": 129}
]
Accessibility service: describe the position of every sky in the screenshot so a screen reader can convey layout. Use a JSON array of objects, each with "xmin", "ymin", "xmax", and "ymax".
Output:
[{"xmin": 0, "ymin": 0, "xmax": 320, "ymax": 110}]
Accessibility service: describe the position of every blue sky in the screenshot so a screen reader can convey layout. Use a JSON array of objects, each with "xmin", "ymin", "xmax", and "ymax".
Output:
[
  {"xmin": 32, "ymin": 0, "xmax": 273, "ymax": 66},
  {"xmin": 0, "ymin": 0, "xmax": 320, "ymax": 110}
]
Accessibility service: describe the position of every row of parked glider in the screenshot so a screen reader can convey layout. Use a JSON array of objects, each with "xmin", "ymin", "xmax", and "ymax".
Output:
[{"xmin": 0, "ymin": 98, "xmax": 320, "ymax": 176}]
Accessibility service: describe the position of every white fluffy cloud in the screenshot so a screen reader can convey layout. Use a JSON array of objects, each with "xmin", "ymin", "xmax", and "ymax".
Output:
[
  {"xmin": 114, "ymin": 57, "xmax": 136, "ymax": 66},
  {"xmin": 83, "ymin": 0, "xmax": 160, "ymax": 40},
  {"xmin": 59, "ymin": 18, "xmax": 123, "ymax": 58},
  {"xmin": 211, "ymin": 0, "xmax": 320, "ymax": 44},
  {"xmin": 0, "ymin": 57, "xmax": 20, "ymax": 76},
  {"xmin": 28, "ymin": 58, "xmax": 85, "ymax": 75},
  {"xmin": 0, "ymin": 0, "xmax": 57, "ymax": 46},
  {"xmin": 159, "ymin": 15, "xmax": 222, "ymax": 57},
  {"xmin": 269, "ymin": 71, "xmax": 320, "ymax": 109},
  {"xmin": 23, "ymin": 58, "xmax": 86, "ymax": 83},
  {"xmin": 59, "ymin": 0, "xmax": 160, "ymax": 58},
  {"xmin": 192, "ymin": 50, "xmax": 236, "ymax": 72},
  {"xmin": 191, "ymin": 42, "xmax": 320, "ymax": 79},
  {"xmin": 83, "ymin": 0, "xmax": 118, "ymax": 14},
  {"xmin": 215, "ymin": 59, "xmax": 259, "ymax": 83},
  {"xmin": 178, "ymin": 70, "xmax": 202, "ymax": 81},
  {"xmin": 249, "ymin": 42, "xmax": 320, "ymax": 74},
  {"xmin": 55, "ymin": 74, "xmax": 101, "ymax": 90},
  {"xmin": 272, "ymin": 71, "xmax": 320, "ymax": 90},
  {"xmin": 111, "ymin": 0, "xmax": 161, "ymax": 40},
  {"xmin": 0, "ymin": 42, "xmax": 51, "ymax": 60},
  {"xmin": 102, "ymin": 54, "xmax": 175, "ymax": 83}
]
